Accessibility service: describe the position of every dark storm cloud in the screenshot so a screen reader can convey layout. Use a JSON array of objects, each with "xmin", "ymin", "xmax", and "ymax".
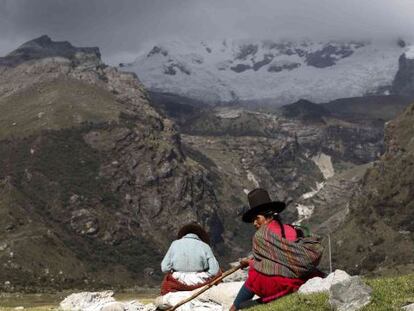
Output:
[{"xmin": 1, "ymin": 0, "xmax": 414, "ymax": 64}]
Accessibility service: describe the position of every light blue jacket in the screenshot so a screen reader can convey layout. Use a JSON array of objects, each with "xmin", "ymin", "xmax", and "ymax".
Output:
[{"xmin": 161, "ymin": 233, "xmax": 220, "ymax": 276}]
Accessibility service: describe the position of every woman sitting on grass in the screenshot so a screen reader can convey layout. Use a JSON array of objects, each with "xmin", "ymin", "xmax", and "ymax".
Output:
[
  {"xmin": 160, "ymin": 222, "xmax": 221, "ymax": 295},
  {"xmin": 230, "ymin": 188, "xmax": 324, "ymax": 310}
]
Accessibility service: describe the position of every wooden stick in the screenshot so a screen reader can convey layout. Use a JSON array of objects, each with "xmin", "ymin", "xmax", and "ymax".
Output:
[{"xmin": 167, "ymin": 264, "xmax": 243, "ymax": 311}]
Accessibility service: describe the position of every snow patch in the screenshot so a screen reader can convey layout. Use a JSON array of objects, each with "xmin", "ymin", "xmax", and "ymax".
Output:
[
  {"xmin": 215, "ymin": 108, "xmax": 242, "ymax": 119},
  {"xmin": 295, "ymin": 204, "xmax": 315, "ymax": 224},
  {"xmin": 312, "ymin": 153, "xmax": 334, "ymax": 179},
  {"xmin": 302, "ymin": 182, "xmax": 325, "ymax": 200},
  {"xmin": 295, "ymin": 182, "xmax": 325, "ymax": 224},
  {"xmin": 246, "ymin": 170, "xmax": 260, "ymax": 187}
]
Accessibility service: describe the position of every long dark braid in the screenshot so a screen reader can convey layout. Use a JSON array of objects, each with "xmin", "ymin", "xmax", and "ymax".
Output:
[{"xmin": 263, "ymin": 211, "xmax": 286, "ymax": 238}]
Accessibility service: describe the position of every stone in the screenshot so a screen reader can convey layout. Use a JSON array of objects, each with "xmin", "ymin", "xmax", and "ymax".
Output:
[
  {"xmin": 199, "ymin": 281, "xmax": 246, "ymax": 309},
  {"xmin": 101, "ymin": 302, "xmax": 125, "ymax": 311},
  {"xmin": 0, "ymin": 243, "xmax": 8, "ymax": 251},
  {"xmin": 155, "ymin": 282, "xmax": 248, "ymax": 310},
  {"xmin": 222, "ymin": 262, "xmax": 248, "ymax": 283},
  {"xmin": 155, "ymin": 291, "xmax": 222, "ymax": 311},
  {"xmin": 402, "ymin": 303, "xmax": 414, "ymax": 311},
  {"xmin": 60, "ymin": 291, "xmax": 116, "ymax": 311},
  {"xmin": 329, "ymin": 276, "xmax": 372, "ymax": 311},
  {"xmin": 298, "ymin": 269, "xmax": 351, "ymax": 294},
  {"xmin": 59, "ymin": 291, "xmax": 156, "ymax": 311}
]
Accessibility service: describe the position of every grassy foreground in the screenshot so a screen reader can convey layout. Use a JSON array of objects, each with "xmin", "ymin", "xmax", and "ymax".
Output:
[
  {"xmin": 248, "ymin": 273, "xmax": 414, "ymax": 311},
  {"xmin": 0, "ymin": 274, "xmax": 412, "ymax": 310}
]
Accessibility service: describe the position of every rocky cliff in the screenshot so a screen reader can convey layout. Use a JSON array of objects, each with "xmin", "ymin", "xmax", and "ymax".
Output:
[
  {"xmin": 0, "ymin": 36, "xmax": 412, "ymax": 291},
  {"xmin": 330, "ymin": 103, "xmax": 414, "ymax": 275},
  {"xmin": 392, "ymin": 47, "xmax": 414, "ymax": 98},
  {"xmin": 0, "ymin": 36, "xmax": 222, "ymax": 291}
]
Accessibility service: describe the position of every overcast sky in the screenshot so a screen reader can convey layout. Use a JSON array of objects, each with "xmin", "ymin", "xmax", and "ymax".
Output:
[{"xmin": 1, "ymin": 0, "xmax": 414, "ymax": 65}]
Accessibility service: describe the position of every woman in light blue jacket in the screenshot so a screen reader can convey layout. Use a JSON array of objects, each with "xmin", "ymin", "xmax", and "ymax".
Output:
[{"xmin": 160, "ymin": 223, "xmax": 220, "ymax": 294}]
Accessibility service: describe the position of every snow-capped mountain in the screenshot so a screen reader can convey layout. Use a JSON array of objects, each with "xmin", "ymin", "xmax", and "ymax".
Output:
[{"xmin": 120, "ymin": 39, "xmax": 408, "ymax": 105}]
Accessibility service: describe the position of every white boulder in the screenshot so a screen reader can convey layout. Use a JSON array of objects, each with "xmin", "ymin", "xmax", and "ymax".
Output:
[
  {"xmin": 155, "ymin": 281, "xmax": 247, "ymax": 310},
  {"xmin": 298, "ymin": 269, "xmax": 351, "ymax": 294},
  {"xmin": 329, "ymin": 276, "xmax": 372, "ymax": 311},
  {"xmin": 60, "ymin": 291, "xmax": 116, "ymax": 311},
  {"xmin": 402, "ymin": 303, "xmax": 414, "ymax": 311},
  {"xmin": 59, "ymin": 291, "xmax": 155, "ymax": 311}
]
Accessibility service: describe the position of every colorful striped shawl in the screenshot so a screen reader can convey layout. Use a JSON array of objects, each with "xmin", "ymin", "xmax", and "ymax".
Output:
[{"xmin": 252, "ymin": 223, "xmax": 324, "ymax": 278}]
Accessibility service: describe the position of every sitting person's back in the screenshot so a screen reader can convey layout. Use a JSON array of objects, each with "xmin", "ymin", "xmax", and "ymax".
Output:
[
  {"xmin": 161, "ymin": 232, "xmax": 219, "ymax": 275},
  {"xmin": 160, "ymin": 223, "xmax": 220, "ymax": 294}
]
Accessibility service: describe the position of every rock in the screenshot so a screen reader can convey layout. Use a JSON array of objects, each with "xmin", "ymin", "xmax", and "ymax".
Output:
[
  {"xmin": 5, "ymin": 223, "xmax": 15, "ymax": 231},
  {"xmin": 155, "ymin": 291, "xmax": 222, "ymax": 311},
  {"xmin": 392, "ymin": 52, "xmax": 414, "ymax": 97},
  {"xmin": 199, "ymin": 281, "xmax": 246, "ymax": 309},
  {"xmin": 0, "ymin": 35, "xmax": 101, "ymax": 68},
  {"xmin": 59, "ymin": 291, "xmax": 156, "ymax": 311},
  {"xmin": 70, "ymin": 209, "xmax": 99, "ymax": 236},
  {"xmin": 329, "ymin": 276, "xmax": 372, "ymax": 311},
  {"xmin": 222, "ymin": 262, "xmax": 248, "ymax": 283},
  {"xmin": 101, "ymin": 302, "xmax": 125, "ymax": 311},
  {"xmin": 155, "ymin": 282, "xmax": 247, "ymax": 310},
  {"xmin": 298, "ymin": 269, "xmax": 351, "ymax": 294},
  {"xmin": 60, "ymin": 291, "xmax": 116, "ymax": 311},
  {"xmin": 402, "ymin": 303, "xmax": 414, "ymax": 311}
]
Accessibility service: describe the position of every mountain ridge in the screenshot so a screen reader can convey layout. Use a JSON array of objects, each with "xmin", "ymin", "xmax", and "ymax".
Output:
[{"xmin": 120, "ymin": 38, "xmax": 407, "ymax": 105}]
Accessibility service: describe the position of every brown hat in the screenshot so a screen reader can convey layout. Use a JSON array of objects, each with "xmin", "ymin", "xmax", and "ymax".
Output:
[
  {"xmin": 177, "ymin": 222, "xmax": 211, "ymax": 245},
  {"xmin": 242, "ymin": 188, "xmax": 286, "ymax": 223}
]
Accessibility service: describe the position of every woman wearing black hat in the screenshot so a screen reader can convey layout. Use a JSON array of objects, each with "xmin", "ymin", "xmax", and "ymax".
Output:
[{"xmin": 230, "ymin": 188, "xmax": 323, "ymax": 310}]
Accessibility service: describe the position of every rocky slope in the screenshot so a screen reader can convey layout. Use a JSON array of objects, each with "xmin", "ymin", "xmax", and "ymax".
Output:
[
  {"xmin": 0, "ymin": 36, "xmax": 222, "ymax": 291},
  {"xmin": 330, "ymin": 103, "xmax": 414, "ymax": 276},
  {"xmin": 0, "ymin": 35, "xmax": 412, "ymax": 291},
  {"xmin": 392, "ymin": 46, "xmax": 414, "ymax": 98},
  {"xmin": 153, "ymin": 94, "xmax": 412, "ymax": 275},
  {"xmin": 175, "ymin": 99, "xmax": 402, "ymax": 225}
]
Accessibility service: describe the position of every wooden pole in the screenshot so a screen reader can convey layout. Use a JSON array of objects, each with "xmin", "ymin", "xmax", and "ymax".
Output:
[
  {"xmin": 166, "ymin": 264, "xmax": 243, "ymax": 311},
  {"xmin": 328, "ymin": 234, "xmax": 332, "ymax": 274}
]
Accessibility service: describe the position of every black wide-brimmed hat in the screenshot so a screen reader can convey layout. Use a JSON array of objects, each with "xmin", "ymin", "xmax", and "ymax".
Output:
[{"xmin": 242, "ymin": 188, "xmax": 286, "ymax": 223}]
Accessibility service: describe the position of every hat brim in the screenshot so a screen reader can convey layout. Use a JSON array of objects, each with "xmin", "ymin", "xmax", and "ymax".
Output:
[{"xmin": 242, "ymin": 201, "xmax": 286, "ymax": 223}]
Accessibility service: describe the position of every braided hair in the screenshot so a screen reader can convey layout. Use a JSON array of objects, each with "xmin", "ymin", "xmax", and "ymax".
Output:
[{"xmin": 262, "ymin": 210, "xmax": 286, "ymax": 238}]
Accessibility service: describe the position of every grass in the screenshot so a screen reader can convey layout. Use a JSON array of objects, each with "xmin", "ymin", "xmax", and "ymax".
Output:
[
  {"xmin": 0, "ymin": 77, "xmax": 125, "ymax": 140},
  {"xmin": 248, "ymin": 273, "xmax": 414, "ymax": 311},
  {"xmin": 1, "ymin": 274, "xmax": 412, "ymax": 310}
]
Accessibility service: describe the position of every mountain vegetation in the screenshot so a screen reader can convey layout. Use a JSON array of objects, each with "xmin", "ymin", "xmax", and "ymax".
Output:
[{"xmin": 0, "ymin": 35, "xmax": 413, "ymax": 292}]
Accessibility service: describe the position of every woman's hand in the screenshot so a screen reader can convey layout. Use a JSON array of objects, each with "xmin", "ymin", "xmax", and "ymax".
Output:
[{"xmin": 239, "ymin": 257, "xmax": 250, "ymax": 268}]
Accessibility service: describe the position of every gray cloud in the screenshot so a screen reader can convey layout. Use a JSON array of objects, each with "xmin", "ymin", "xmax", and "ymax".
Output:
[{"xmin": 1, "ymin": 0, "xmax": 414, "ymax": 64}]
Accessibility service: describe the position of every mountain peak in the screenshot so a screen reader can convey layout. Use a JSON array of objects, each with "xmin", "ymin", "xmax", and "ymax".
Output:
[
  {"xmin": 22, "ymin": 34, "xmax": 53, "ymax": 47},
  {"xmin": 121, "ymin": 38, "xmax": 402, "ymax": 105},
  {"xmin": 0, "ymin": 35, "xmax": 102, "ymax": 67},
  {"xmin": 280, "ymin": 99, "xmax": 331, "ymax": 121}
]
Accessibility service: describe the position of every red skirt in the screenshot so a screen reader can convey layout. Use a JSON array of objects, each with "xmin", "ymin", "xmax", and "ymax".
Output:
[
  {"xmin": 245, "ymin": 267, "xmax": 305, "ymax": 303},
  {"xmin": 160, "ymin": 272, "xmax": 222, "ymax": 295}
]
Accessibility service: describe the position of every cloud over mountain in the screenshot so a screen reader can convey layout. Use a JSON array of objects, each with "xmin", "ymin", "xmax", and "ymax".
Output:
[{"xmin": 0, "ymin": 0, "xmax": 414, "ymax": 64}]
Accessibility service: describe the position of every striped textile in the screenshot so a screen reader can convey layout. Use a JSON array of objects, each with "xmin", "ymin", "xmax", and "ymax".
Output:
[{"xmin": 252, "ymin": 224, "xmax": 324, "ymax": 278}]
